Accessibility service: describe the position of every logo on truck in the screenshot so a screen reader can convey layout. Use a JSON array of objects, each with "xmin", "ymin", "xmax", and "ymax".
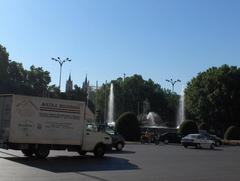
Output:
[{"xmin": 16, "ymin": 100, "xmax": 38, "ymax": 117}]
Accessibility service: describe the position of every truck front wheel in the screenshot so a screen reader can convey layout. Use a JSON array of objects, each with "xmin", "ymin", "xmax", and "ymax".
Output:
[
  {"xmin": 22, "ymin": 149, "xmax": 34, "ymax": 157},
  {"xmin": 35, "ymin": 145, "xmax": 50, "ymax": 159},
  {"xmin": 94, "ymin": 145, "xmax": 105, "ymax": 158}
]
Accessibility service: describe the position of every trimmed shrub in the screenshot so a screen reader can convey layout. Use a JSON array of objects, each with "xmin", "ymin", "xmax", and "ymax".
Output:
[
  {"xmin": 116, "ymin": 112, "xmax": 141, "ymax": 141},
  {"xmin": 224, "ymin": 126, "xmax": 240, "ymax": 140},
  {"xmin": 198, "ymin": 122, "xmax": 209, "ymax": 132},
  {"xmin": 178, "ymin": 120, "xmax": 198, "ymax": 137}
]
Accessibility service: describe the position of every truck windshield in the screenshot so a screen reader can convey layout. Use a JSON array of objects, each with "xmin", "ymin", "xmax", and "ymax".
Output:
[{"xmin": 86, "ymin": 124, "xmax": 97, "ymax": 132}]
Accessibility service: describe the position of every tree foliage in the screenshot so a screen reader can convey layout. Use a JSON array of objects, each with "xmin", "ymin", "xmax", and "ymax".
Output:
[
  {"xmin": 0, "ymin": 44, "xmax": 52, "ymax": 96},
  {"xmin": 115, "ymin": 112, "xmax": 140, "ymax": 141},
  {"xmin": 185, "ymin": 65, "xmax": 240, "ymax": 135},
  {"xmin": 0, "ymin": 44, "xmax": 10, "ymax": 92},
  {"xmin": 95, "ymin": 74, "xmax": 178, "ymax": 127},
  {"xmin": 0, "ymin": 43, "xmax": 95, "ymax": 116},
  {"xmin": 178, "ymin": 120, "xmax": 198, "ymax": 137},
  {"xmin": 198, "ymin": 122, "xmax": 209, "ymax": 132},
  {"xmin": 224, "ymin": 126, "xmax": 240, "ymax": 140}
]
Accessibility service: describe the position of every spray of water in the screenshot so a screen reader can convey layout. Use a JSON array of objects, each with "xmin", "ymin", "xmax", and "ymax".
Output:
[
  {"xmin": 146, "ymin": 112, "xmax": 157, "ymax": 126},
  {"xmin": 107, "ymin": 83, "xmax": 115, "ymax": 126},
  {"xmin": 177, "ymin": 87, "xmax": 185, "ymax": 128}
]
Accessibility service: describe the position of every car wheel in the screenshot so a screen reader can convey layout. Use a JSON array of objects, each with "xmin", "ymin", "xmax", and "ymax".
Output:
[
  {"xmin": 116, "ymin": 142, "xmax": 124, "ymax": 151},
  {"xmin": 164, "ymin": 139, "xmax": 169, "ymax": 144},
  {"xmin": 210, "ymin": 143, "xmax": 215, "ymax": 150},
  {"xmin": 196, "ymin": 143, "xmax": 201, "ymax": 149},
  {"xmin": 215, "ymin": 141, "xmax": 220, "ymax": 146},
  {"xmin": 155, "ymin": 140, "xmax": 160, "ymax": 145},
  {"xmin": 183, "ymin": 144, "xmax": 188, "ymax": 148}
]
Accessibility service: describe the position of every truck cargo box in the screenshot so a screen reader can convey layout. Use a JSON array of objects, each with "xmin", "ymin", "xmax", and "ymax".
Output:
[{"xmin": 0, "ymin": 95, "xmax": 88, "ymax": 145}]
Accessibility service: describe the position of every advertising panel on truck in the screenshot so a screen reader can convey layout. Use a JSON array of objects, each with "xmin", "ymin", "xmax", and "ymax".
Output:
[{"xmin": 9, "ymin": 95, "xmax": 85, "ymax": 145}]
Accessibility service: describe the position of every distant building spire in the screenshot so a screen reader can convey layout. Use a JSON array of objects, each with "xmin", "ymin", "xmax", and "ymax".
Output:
[
  {"xmin": 66, "ymin": 73, "xmax": 73, "ymax": 94},
  {"xmin": 85, "ymin": 74, "xmax": 88, "ymax": 84},
  {"xmin": 82, "ymin": 74, "xmax": 89, "ymax": 94}
]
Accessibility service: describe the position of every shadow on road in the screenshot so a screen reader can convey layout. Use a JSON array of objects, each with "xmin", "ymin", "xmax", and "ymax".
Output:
[
  {"xmin": 107, "ymin": 150, "xmax": 136, "ymax": 154},
  {"xmin": 3, "ymin": 155, "xmax": 139, "ymax": 173}
]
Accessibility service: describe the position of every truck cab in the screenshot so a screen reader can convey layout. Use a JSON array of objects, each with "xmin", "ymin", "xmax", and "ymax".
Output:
[{"xmin": 82, "ymin": 121, "xmax": 112, "ymax": 155}]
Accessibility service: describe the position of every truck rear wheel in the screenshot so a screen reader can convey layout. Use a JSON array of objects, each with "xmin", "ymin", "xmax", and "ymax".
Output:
[
  {"xmin": 94, "ymin": 145, "xmax": 105, "ymax": 158},
  {"xmin": 22, "ymin": 149, "xmax": 34, "ymax": 157},
  {"xmin": 35, "ymin": 145, "xmax": 50, "ymax": 159}
]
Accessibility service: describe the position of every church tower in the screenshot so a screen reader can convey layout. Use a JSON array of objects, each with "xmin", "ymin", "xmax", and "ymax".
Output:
[
  {"xmin": 66, "ymin": 74, "xmax": 73, "ymax": 94},
  {"xmin": 82, "ymin": 74, "xmax": 89, "ymax": 94}
]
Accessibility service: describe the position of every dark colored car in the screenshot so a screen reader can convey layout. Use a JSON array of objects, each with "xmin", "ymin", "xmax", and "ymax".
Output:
[
  {"xmin": 158, "ymin": 132, "xmax": 182, "ymax": 144},
  {"xmin": 104, "ymin": 127, "xmax": 125, "ymax": 151}
]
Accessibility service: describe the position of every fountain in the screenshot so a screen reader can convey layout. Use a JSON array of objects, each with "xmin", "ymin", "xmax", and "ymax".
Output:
[
  {"xmin": 107, "ymin": 83, "xmax": 115, "ymax": 127},
  {"xmin": 177, "ymin": 87, "xmax": 185, "ymax": 128},
  {"xmin": 146, "ymin": 112, "xmax": 161, "ymax": 127}
]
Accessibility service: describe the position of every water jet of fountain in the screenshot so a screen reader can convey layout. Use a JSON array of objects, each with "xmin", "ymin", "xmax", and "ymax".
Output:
[
  {"xmin": 146, "ymin": 112, "xmax": 163, "ymax": 127},
  {"xmin": 147, "ymin": 112, "xmax": 157, "ymax": 126},
  {"xmin": 107, "ymin": 83, "xmax": 115, "ymax": 127},
  {"xmin": 177, "ymin": 87, "xmax": 185, "ymax": 128}
]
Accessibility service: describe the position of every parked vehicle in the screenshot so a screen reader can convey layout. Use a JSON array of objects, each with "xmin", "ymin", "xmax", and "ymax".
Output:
[
  {"xmin": 181, "ymin": 134, "xmax": 215, "ymax": 149},
  {"xmin": 0, "ymin": 94, "xmax": 112, "ymax": 158},
  {"xmin": 201, "ymin": 133, "xmax": 222, "ymax": 146},
  {"xmin": 104, "ymin": 126, "xmax": 125, "ymax": 151},
  {"xmin": 158, "ymin": 132, "xmax": 182, "ymax": 144}
]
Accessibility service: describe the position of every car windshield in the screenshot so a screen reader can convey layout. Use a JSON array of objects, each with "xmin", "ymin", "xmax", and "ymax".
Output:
[
  {"xmin": 188, "ymin": 135, "xmax": 199, "ymax": 139},
  {"xmin": 105, "ymin": 127, "xmax": 115, "ymax": 135}
]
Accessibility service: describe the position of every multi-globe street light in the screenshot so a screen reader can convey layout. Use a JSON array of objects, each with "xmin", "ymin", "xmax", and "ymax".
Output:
[
  {"xmin": 51, "ymin": 57, "xmax": 71, "ymax": 90},
  {"xmin": 166, "ymin": 78, "xmax": 181, "ymax": 92}
]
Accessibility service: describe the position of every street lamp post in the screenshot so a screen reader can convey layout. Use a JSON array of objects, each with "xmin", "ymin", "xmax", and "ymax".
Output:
[
  {"xmin": 104, "ymin": 80, "xmax": 108, "ymax": 123},
  {"xmin": 166, "ymin": 78, "xmax": 181, "ymax": 92},
  {"xmin": 51, "ymin": 57, "xmax": 71, "ymax": 90}
]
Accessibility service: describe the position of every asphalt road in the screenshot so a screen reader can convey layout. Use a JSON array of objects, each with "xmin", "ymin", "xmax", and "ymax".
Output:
[{"xmin": 1, "ymin": 144, "xmax": 240, "ymax": 181}]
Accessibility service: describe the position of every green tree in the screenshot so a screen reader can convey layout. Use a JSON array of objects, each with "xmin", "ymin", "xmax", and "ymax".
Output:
[
  {"xmin": 95, "ymin": 74, "xmax": 178, "ymax": 126},
  {"xmin": 115, "ymin": 112, "xmax": 140, "ymax": 141},
  {"xmin": 178, "ymin": 120, "xmax": 198, "ymax": 137},
  {"xmin": 7, "ymin": 61, "xmax": 28, "ymax": 94},
  {"xmin": 224, "ymin": 126, "xmax": 240, "ymax": 140},
  {"xmin": 27, "ymin": 65, "xmax": 51, "ymax": 96},
  {"xmin": 198, "ymin": 122, "xmax": 209, "ymax": 132},
  {"xmin": 0, "ymin": 44, "xmax": 10, "ymax": 93},
  {"xmin": 185, "ymin": 65, "xmax": 240, "ymax": 135},
  {"xmin": 95, "ymin": 109, "xmax": 104, "ymax": 124}
]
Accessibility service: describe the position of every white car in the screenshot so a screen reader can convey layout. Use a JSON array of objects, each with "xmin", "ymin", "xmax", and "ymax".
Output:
[{"xmin": 181, "ymin": 134, "xmax": 215, "ymax": 149}]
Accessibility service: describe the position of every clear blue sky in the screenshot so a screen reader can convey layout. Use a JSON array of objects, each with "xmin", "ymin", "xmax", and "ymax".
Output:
[{"xmin": 1, "ymin": 0, "xmax": 240, "ymax": 93}]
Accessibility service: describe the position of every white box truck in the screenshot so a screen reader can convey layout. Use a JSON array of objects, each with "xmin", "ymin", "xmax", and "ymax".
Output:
[{"xmin": 0, "ymin": 94, "xmax": 112, "ymax": 158}]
